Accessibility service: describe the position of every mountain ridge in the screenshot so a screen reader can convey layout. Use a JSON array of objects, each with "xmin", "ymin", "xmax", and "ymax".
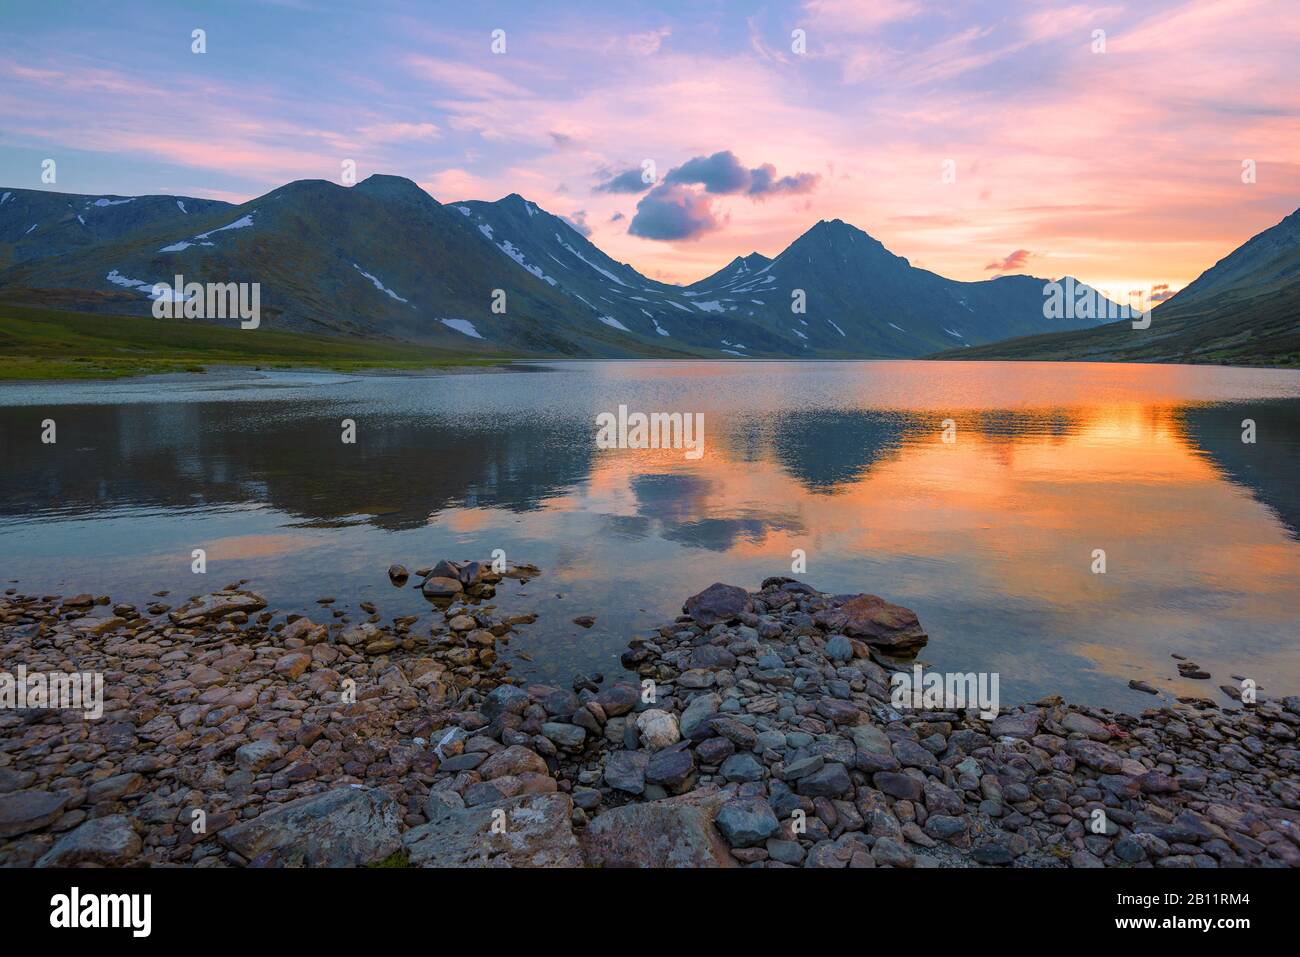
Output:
[
  {"xmin": 0, "ymin": 175, "xmax": 1156, "ymax": 359},
  {"xmin": 934, "ymin": 205, "xmax": 1300, "ymax": 367}
]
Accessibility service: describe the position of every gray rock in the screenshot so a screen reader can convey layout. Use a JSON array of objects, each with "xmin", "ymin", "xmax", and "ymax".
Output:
[
  {"xmin": 235, "ymin": 740, "xmax": 284, "ymax": 773},
  {"xmin": 541, "ymin": 722, "xmax": 587, "ymax": 749},
  {"xmin": 871, "ymin": 836, "xmax": 915, "ymax": 867},
  {"xmin": 168, "ymin": 590, "xmax": 267, "ymax": 626},
  {"xmin": 421, "ymin": 576, "xmax": 463, "ymax": 600},
  {"xmin": 796, "ymin": 762, "xmax": 853, "ymax": 798},
  {"xmin": 403, "ymin": 793, "xmax": 582, "ymax": 867},
  {"xmin": 217, "ymin": 786, "xmax": 402, "ymax": 867},
  {"xmin": 646, "ymin": 747, "xmax": 696, "ymax": 789},
  {"xmin": 990, "ymin": 712, "xmax": 1041, "ymax": 739},
  {"xmin": 766, "ymin": 838, "xmax": 806, "ymax": 865},
  {"xmin": 679, "ymin": 693, "xmax": 721, "ymax": 737},
  {"xmin": 825, "ymin": 635, "xmax": 854, "ymax": 662},
  {"xmin": 582, "ymin": 791, "xmax": 734, "ymax": 867},
  {"xmin": 481, "ymin": 684, "xmax": 531, "ymax": 721},
  {"xmin": 683, "ymin": 583, "xmax": 753, "ymax": 627},
  {"xmin": 874, "ymin": 771, "xmax": 924, "ymax": 801},
  {"xmin": 604, "ymin": 750, "xmax": 650, "ymax": 795},
  {"xmin": 720, "ymin": 753, "xmax": 765, "ymax": 783},
  {"xmin": 37, "ymin": 815, "xmax": 141, "ymax": 867},
  {"xmin": 848, "ymin": 724, "xmax": 893, "ymax": 754},
  {"xmin": 715, "ymin": 797, "xmax": 780, "ymax": 848},
  {"xmin": 0, "ymin": 790, "xmax": 70, "ymax": 838}
]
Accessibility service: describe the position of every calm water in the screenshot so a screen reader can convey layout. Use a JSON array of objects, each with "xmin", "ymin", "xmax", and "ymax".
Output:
[{"xmin": 2, "ymin": 360, "xmax": 1299, "ymax": 713}]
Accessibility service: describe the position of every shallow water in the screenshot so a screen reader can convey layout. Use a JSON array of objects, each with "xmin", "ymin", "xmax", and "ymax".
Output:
[{"xmin": 2, "ymin": 359, "xmax": 1298, "ymax": 712}]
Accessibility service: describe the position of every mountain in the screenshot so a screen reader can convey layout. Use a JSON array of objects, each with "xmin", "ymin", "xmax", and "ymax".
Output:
[
  {"xmin": 0, "ymin": 177, "xmax": 695, "ymax": 357},
  {"xmin": 0, "ymin": 174, "xmax": 1121, "ymax": 359},
  {"xmin": 936, "ymin": 208, "xmax": 1300, "ymax": 367},
  {"xmin": 0, "ymin": 187, "xmax": 231, "ymax": 268},
  {"xmin": 681, "ymin": 218, "xmax": 1116, "ymax": 356},
  {"xmin": 449, "ymin": 194, "xmax": 784, "ymax": 353}
]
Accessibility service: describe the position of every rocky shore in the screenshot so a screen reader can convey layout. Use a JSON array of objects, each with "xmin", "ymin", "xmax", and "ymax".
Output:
[{"xmin": 1, "ymin": 566, "xmax": 1297, "ymax": 868}]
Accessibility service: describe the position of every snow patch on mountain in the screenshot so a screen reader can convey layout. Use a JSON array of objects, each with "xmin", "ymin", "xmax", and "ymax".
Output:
[
  {"xmin": 105, "ymin": 269, "xmax": 185, "ymax": 301},
  {"xmin": 195, "ymin": 214, "xmax": 254, "ymax": 239},
  {"xmin": 597, "ymin": 315, "xmax": 630, "ymax": 332},
  {"xmin": 496, "ymin": 238, "xmax": 558, "ymax": 286},
  {"xmin": 557, "ymin": 235, "xmax": 626, "ymax": 285},
  {"xmin": 353, "ymin": 263, "xmax": 409, "ymax": 303},
  {"xmin": 441, "ymin": 318, "xmax": 484, "ymax": 339}
]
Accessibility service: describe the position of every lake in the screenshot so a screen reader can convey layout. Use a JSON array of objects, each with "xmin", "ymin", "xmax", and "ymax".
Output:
[{"xmin": 2, "ymin": 359, "xmax": 1299, "ymax": 713}]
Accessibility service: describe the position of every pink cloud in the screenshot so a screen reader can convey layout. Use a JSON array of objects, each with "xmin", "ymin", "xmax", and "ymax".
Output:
[{"xmin": 985, "ymin": 249, "xmax": 1035, "ymax": 272}]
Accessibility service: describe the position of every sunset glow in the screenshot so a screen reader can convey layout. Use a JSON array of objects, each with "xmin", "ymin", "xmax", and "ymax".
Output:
[{"xmin": 2, "ymin": 0, "xmax": 1297, "ymax": 291}]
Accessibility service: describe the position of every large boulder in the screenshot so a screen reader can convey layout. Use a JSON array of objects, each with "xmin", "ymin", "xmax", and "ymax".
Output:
[
  {"xmin": 814, "ymin": 594, "xmax": 927, "ymax": 654},
  {"xmin": 421, "ymin": 577, "xmax": 463, "ymax": 600},
  {"xmin": 217, "ymin": 786, "xmax": 402, "ymax": 867},
  {"xmin": 581, "ymin": 789, "xmax": 735, "ymax": 868},
  {"xmin": 37, "ymin": 815, "xmax": 141, "ymax": 867},
  {"xmin": 0, "ymin": 790, "xmax": 70, "ymax": 839},
  {"xmin": 403, "ymin": 792, "xmax": 582, "ymax": 867},
  {"xmin": 683, "ymin": 583, "xmax": 753, "ymax": 627},
  {"xmin": 168, "ymin": 590, "xmax": 267, "ymax": 626}
]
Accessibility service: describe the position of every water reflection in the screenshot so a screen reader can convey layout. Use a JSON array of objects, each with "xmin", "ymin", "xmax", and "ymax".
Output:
[{"xmin": 1, "ymin": 361, "xmax": 1298, "ymax": 712}]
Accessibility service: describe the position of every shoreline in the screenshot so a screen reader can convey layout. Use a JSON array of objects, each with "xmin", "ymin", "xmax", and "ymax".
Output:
[
  {"xmin": 1, "ymin": 569, "xmax": 1296, "ymax": 868},
  {"xmin": 7, "ymin": 353, "xmax": 1300, "ymax": 384}
]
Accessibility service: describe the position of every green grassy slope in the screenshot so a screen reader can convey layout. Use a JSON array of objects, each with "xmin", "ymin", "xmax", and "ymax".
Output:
[{"xmin": 0, "ymin": 302, "xmax": 524, "ymax": 380}]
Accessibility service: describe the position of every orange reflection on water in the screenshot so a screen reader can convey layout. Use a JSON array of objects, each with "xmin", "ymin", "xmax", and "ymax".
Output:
[{"xmin": 571, "ymin": 389, "xmax": 1300, "ymax": 699}]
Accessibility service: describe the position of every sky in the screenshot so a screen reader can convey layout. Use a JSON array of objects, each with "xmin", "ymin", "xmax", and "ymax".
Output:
[{"xmin": 1, "ymin": 0, "xmax": 1297, "ymax": 294}]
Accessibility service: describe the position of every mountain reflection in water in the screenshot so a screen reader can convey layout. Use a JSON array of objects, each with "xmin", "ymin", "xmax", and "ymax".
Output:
[{"xmin": 1, "ymin": 360, "xmax": 1298, "ymax": 712}]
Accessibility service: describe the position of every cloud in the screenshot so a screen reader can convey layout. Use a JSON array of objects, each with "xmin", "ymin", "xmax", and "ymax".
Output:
[
  {"xmin": 561, "ymin": 209, "xmax": 592, "ymax": 236},
  {"xmin": 623, "ymin": 29, "xmax": 671, "ymax": 56},
  {"xmin": 803, "ymin": 0, "xmax": 921, "ymax": 33},
  {"xmin": 665, "ymin": 150, "xmax": 820, "ymax": 197},
  {"xmin": 628, "ymin": 183, "xmax": 721, "ymax": 241},
  {"xmin": 1150, "ymin": 283, "xmax": 1174, "ymax": 302},
  {"xmin": 595, "ymin": 167, "xmax": 653, "ymax": 193},
  {"xmin": 984, "ymin": 249, "xmax": 1034, "ymax": 272},
  {"xmin": 609, "ymin": 211, "xmax": 625, "ymax": 222},
  {"xmin": 405, "ymin": 55, "xmax": 528, "ymax": 99},
  {"xmin": 746, "ymin": 163, "xmax": 820, "ymax": 199},
  {"xmin": 625, "ymin": 151, "xmax": 820, "ymax": 242},
  {"xmin": 358, "ymin": 121, "xmax": 441, "ymax": 142}
]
